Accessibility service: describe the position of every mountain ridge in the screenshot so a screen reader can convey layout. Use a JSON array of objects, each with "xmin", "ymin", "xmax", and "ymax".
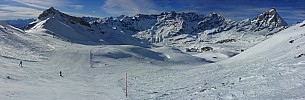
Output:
[{"xmin": 24, "ymin": 7, "xmax": 288, "ymax": 61}]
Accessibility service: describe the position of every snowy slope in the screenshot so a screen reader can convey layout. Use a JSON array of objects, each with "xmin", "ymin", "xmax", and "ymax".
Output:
[
  {"xmin": 1, "ymin": 21, "xmax": 211, "ymax": 99},
  {"xmin": 227, "ymin": 20, "xmax": 305, "ymax": 62},
  {"xmin": 0, "ymin": 21, "xmax": 52, "ymax": 61},
  {"xmin": 0, "ymin": 41, "xmax": 209, "ymax": 100},
  {"xmin": 195, "ymin": 20, "xmax": 305, "ymax": 99},
  {"xmin": 123, "ymin": 20, "xmax": 305, "ymax": 99},
  {"xmin": 2, "ymin": 7, "xmax": 304, "ymax": 100}
]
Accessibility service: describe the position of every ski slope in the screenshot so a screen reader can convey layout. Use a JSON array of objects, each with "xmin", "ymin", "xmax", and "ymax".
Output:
[
  {"xmin": 0, "ymin": 22, "xmax": 209, "ymax": 100},
  {"xmin": 1, "ymin": 20, "xmax": 305, "ymax": 100}
]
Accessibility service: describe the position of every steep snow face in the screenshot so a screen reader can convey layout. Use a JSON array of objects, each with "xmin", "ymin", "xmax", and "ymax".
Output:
[
  {"xmin": 25, "ymin": 7, "xmax": 147, "ymax": 46},
  {"xmin": 26, "ymin": 17, "xmax": 104, "ymax": 45},
  {"xmin": 25, "ymin": 7, "xmax": 104, "ymax": 45}
]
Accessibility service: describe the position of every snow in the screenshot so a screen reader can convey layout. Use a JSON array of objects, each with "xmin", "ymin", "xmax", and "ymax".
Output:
[
  {"xmin": 1, "ymin": 8, "xmax": 305, "ymax": 99},
  {"xmin": 0, "ymin": 23, "xmax": 209, "ymax": 99}
]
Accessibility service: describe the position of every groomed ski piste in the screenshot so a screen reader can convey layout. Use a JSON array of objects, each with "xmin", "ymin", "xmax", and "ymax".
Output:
[{"xmin": 1, "ymin": 18, "xmax": 305, "ymax": 100}]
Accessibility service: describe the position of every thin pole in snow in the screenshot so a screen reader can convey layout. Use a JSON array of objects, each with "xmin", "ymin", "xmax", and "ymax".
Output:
[{"xmin": 126, "ymin": 72, "xmax": 128, "ymax": 97}]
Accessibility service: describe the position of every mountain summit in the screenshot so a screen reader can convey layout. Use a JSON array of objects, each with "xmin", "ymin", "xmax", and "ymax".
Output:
[
  {"xmin": 37, "ymin": 7, "xmax": 90, "ymax": 27},
  {"xmin": 251, "ymin": 8, "xmax": 288, "ymax": 31},
  {"xmin": 38, "ymin": 7, "xmax": 59, "ymax": 20}
]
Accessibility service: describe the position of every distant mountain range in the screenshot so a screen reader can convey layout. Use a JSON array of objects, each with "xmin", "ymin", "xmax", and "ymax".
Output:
[
  {"xmin": 2, "ymin": 7, "xmax": 305, "ymax": 100},
  {"xmin": 18, "ymin": 7, "xmax": 289, "ymax": 61},
  {"xmin": 2, "ymin": 18, "xmax": 35, "ymax": 29},
  {"xmin": 23, "ymin": 7, "xmax": 287, "ymax": 47}
]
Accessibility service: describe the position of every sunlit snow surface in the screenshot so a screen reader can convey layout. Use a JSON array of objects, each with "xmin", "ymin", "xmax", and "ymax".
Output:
[{"xmin": 1, "ymin": 21, "xmax": 305, "ymax": 100}]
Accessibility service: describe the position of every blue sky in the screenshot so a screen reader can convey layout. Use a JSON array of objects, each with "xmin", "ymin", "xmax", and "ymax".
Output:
[{"xmin": 0, "ymin": 0, "xmax": 304, "ymax": 24}]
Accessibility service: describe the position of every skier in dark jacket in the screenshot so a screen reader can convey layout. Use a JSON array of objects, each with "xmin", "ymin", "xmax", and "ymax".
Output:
[
  {"xmin": 59, "ymin": 71, "xmax": 63, "ymax": 77},
  {"xmin": 19, "ymin": 60, "xmax": 23, "ymax": 67}
]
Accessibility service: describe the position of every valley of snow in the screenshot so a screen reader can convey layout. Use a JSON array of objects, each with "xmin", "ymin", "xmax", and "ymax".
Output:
[{"xmin": 1, "ymin": 8, "xmax": 305, "ymax": 99}]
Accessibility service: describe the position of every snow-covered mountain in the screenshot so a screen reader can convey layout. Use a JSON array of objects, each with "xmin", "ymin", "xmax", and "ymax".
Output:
[
  {"xmin": 24, "ymin": 7, "xmax": 289, "ymax": 62},
  {"xmin": 26, "ymin": 7, "xmax": 287, "ymax": 47},
  {"xmin": 3, "ymin": 6, "xmax": 305, "ymax": 100},
  {"xmin": 134, "ymin": 8, "xmax": 287, "ymax": 46},
  {"xmin": 85, "ymin": 8, "xmax": 287, "ymax": 49},
  {"xmin": 2, "ymin": 18, "xmax": 35, "ymax": 29},
  {"xmin": 249, "ymin": 8, "xmax": 287, "ymax": 31},
  {"xmin": 25, "ymin": 7, "xmax": 147, "ymax": 46}
]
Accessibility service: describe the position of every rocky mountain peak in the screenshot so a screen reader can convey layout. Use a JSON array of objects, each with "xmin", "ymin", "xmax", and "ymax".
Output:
[
  {"xmin": 38, "ymin": 7, "xmax": 61, "ymax": 20},
  {"xmin": 36, "ymin": 7, "xmax": 90, "ymax": 27},
  {"xmin": 269, "ymin": 7, "xmax": 277, "ymax": 13},
  {"xmin": 252, "ymin": 8, "xmax": 288, "ymax": 29},
  {"xmin": 197, "ymin": 12, "xmax": 232, "ymax": 31},
  {"xmin": 205, "ymin": 12, "xmax": 224, "ymax": 22}
]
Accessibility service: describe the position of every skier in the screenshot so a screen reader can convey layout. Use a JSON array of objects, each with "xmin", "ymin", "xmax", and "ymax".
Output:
[
  {"xmin": 19, "ymin": 60, "xmax": 23, "ymax": 67},
  {"xmin": 59, "ymin": 71, "xmax": 63, "ymax": 77}
]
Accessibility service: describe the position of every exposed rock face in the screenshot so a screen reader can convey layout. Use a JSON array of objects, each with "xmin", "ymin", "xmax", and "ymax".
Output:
[{"xmin": 249, "ymin": 8, "xmax": 288, "ymax": 31}]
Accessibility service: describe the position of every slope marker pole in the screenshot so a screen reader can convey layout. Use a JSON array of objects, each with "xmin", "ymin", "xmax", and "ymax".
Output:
[{"xmin": 126, "ymin": 72, "xmax": 128, "ymax": 97}]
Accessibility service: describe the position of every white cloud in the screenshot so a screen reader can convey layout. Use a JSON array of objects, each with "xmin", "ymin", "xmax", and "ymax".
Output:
[
  {"xmin": 0, "ymin": 5, "xmax": 41, "ymax": 20},
  {"xmin": 11, "ymin": 0, "xmax": 69, "ymax": 10},
  {"xmin": 0, "ymin": 0, "xmax": 87, "ymax": 20},
  {"xmin": 101, "ymin": 0, "xmax": 159, "ymax": 16},
  {"xmin": 69, "ymin": 5, "xmax": 84, "ymax": 10}
]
